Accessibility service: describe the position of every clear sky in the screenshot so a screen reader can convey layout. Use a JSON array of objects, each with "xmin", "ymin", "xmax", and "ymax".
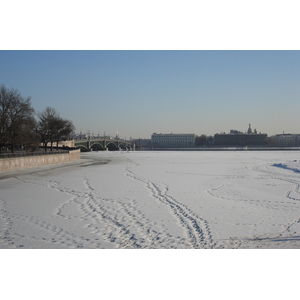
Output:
[{"xmin": 1, "ymin": 50, "xmax": 300, "ymax": 139}]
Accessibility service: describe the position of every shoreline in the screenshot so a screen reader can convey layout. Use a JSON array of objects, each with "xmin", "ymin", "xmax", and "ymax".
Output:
[{"xmin": 149, "ymin": 147, "xmax": 300, "ymax": 151}]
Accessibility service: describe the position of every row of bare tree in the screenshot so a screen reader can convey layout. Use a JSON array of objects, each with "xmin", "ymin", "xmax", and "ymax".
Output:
[{"xmin": 0, "ymin": 84, "xmax": 75, "ymax": 153}]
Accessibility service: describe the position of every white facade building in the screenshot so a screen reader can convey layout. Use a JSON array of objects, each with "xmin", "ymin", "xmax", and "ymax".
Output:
[
  {"xmin": 151, "ymin": 133, "xmax": 195, "ymax": 148},
  {"xmin": 270, "ymin": 134, "xmax": 300, "ymax": 147}
]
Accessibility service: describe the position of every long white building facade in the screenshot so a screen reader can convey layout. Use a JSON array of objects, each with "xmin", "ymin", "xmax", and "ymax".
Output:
[{"xmin": 151, "ymin": 133, "xmax": 195, "ymax": 148}]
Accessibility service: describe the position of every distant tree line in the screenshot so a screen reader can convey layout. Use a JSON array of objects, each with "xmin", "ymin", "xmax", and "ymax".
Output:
[
  {"xmin": 0, "ymin": 84, "xmax": 75, "ymax": 153},
  {"xmin": 195, "ymin": 134, "xmax": 213, "ymax": 146}
]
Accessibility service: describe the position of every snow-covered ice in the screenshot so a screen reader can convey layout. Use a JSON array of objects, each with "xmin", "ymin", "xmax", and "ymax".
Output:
[{"xmin": 1, "ymin": 150, "xmax": 300, "ymax": 249}]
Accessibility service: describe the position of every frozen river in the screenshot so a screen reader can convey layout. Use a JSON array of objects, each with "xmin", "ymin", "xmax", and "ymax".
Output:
[{"xmin": 1, "ymin": 150, "xmax": 300, "ymax": 249}]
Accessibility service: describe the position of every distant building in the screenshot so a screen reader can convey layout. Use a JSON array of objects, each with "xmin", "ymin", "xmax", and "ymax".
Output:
[
  {"xmin": 132, "ymin": 138, "xmax": 152, "ymax": 150},
  {"xmin": 214, "ymin": 124, "xmax": 267, "ymax": 146},
  {"xmin": 151, "ymin": 133, "xmax": 195, "ymax": 148},
  {"xmin": 269, "ymin": 134, "xmax": 300, "ymax": 147}
]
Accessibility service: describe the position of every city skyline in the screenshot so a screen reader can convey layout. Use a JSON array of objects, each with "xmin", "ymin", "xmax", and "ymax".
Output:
[{"xmin": 1, "ymin": 50, "xmax": 300, "ymax": 139}]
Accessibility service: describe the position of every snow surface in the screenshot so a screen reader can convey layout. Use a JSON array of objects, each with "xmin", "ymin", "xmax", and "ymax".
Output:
[{"xmin": 1, "ymin": 150, "xmax": 300, "ymax": 249}]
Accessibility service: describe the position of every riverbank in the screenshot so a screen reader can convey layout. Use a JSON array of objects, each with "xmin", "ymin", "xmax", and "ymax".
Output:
[
  {"xmin": 0, "ymin": 149, "xmax": 80, "ymax": 171},
  {"xmin": 151, "ymin": 146, "xmax": 300, "ymax": 151}
]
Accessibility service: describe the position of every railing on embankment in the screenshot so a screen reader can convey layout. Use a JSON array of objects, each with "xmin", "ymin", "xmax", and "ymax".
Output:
[{"xmin": 0, "ymin": 149, "xmax": 81, "ymax": 171}]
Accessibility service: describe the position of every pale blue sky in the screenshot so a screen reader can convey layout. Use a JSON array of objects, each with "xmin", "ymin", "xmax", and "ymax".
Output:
[{"xmin": 1, "ymin": 50, "xmax": 300, "ymax": 138}]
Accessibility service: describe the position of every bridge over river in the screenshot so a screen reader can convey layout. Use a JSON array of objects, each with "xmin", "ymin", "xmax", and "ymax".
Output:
[{"xmin": 74, "ymin": 138, "xmax": 134, "ymax": 151}]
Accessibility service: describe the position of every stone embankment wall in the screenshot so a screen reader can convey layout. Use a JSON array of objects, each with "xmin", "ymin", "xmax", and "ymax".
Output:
[{"xmin": 0, "ymin": 150, "xmax": 81, "ymax": 171}]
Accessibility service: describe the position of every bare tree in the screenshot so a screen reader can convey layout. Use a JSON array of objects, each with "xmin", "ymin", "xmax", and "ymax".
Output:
[
  {"xmin": 38, "ymin": 107, "xmax": 60, "ymax": 151},
  {"xmin": 195, "ymin": 134, "xmax": 207, "ymax": 146},
  {"xmin": 0, "ymin": 85, "xmax": 36, "ymax": 153},
  {"xmin": 1, "ymin": 86, "xmax": 75, "ymax": 153},
  {"xmin": 19, "ymin": 117, "xmax": 40, "ymax": 151},
  {"xmin": 38, "ymin": 107, "xmax": 75, "ymax": 151},
  {"xmin": 54, "ymin": 118, "xmax": 75, "ymax": 150}
]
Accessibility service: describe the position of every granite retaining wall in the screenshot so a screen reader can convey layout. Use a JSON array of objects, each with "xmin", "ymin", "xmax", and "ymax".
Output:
[{"xmin": 0, "ymin": 150, "xmax": 81, "ymax": 171}]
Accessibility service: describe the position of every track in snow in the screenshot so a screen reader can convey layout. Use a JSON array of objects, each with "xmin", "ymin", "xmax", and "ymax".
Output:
[{"xmin": 125, "ymin": 162, "xmax": 214, "ymax": 249}]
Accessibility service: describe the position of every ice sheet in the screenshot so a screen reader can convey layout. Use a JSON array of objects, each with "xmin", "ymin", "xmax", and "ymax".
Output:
[{"xmin": 1, "ymin": 150, "xmax": 300, "ymax": 248}]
